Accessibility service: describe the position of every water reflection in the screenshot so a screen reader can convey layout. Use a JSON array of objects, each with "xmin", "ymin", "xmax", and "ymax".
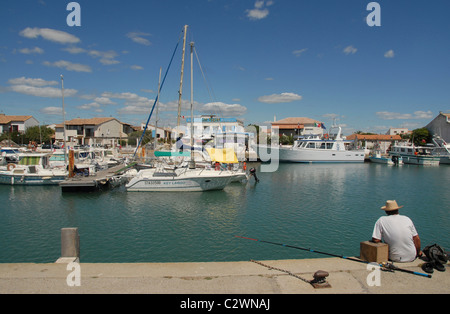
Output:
[{"xmin": 0, "ymin": 163, "xmax": 449, "ymax": 263}]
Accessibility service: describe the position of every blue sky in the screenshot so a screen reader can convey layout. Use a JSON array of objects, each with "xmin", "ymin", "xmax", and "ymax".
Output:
[{"xmin": 0, "ymin": 0, "xmax": 449, "ymax": 135}]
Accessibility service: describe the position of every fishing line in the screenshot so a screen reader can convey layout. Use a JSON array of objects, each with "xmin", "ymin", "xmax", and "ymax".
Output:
[{"xmin": 235, "ymin": 236, "xmax": 432, "ymax": 278}]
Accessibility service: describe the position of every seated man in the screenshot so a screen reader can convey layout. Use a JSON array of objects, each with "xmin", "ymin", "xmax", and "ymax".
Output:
[{"xmin": 372, "ymin": 200, "xmax": 422, "ymax": 262}]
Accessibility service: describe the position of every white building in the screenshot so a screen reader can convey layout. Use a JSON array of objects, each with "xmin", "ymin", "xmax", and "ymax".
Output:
[
  {"xmin": 386, "ymin": 128, "xmax": 409, "ymax": 136},
  {"xmin": 0, "ymin": 114, "xmax": 39, "ymax": 133},
  {"xmin": 183, "ymin": 115, "xmax": 255, "ymax": 160},
  {"xmin": 55, "ymin": 117, "xmax": 129, "ymax": 147}
]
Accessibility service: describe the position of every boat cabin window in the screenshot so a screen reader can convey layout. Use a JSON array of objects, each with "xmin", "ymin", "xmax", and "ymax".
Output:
[
  {"xmin": 326, "ymin": 143, "xmax": 333, "ymax": 150},
  {"xmin": 318, "ymin": 143, "xmax": 326, "ymax": 149},
  {"xmin": 306, "ymin": 143, "xmax": 316, "ymax": 149}
]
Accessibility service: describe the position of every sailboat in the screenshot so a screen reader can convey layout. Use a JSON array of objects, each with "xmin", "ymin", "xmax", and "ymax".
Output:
[{"xmin": 126, "ymin": 26, "xmax": 243, "ymax": 192}]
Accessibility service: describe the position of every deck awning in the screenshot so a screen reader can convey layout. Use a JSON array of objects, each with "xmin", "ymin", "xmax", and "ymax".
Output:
[{"xmin": 206, "ymin": 148, "xmax": 239, "ymax": 163}]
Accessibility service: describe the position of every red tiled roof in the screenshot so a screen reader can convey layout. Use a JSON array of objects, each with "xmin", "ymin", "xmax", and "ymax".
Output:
[
  {"xmin": 347, "ymin": 134, "xmax": 402, "ymax": 141},
  {"xmin": 0, "ymin": 115, "xmax": 33, "ymax": 124}
]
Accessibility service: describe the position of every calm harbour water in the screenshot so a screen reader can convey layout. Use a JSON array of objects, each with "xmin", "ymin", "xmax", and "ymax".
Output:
[{"xmin": 1, "ymin": 162, "xmax": 449, "ymax": 263}]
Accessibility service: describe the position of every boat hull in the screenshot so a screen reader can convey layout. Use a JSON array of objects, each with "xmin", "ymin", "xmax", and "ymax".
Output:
[
  {"xmin": 390, "ymin": 154, "xmax": 440, "ymax": 166},
  {"xmin": 369, "ymin": 156, "xmax": 395, "ymax": 165},
  {"xmin": 126, "ymin": 170, "xmax": 235, "ymax": 192},
  {"xmin": 258, "ymin": 146, "xmax": 365, "ymax": 163},
  {"xmin": 0, "ymin": 174, "xmax": 66, "ymax": 185}
]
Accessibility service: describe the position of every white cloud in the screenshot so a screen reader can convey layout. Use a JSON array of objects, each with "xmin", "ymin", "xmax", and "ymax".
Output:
[
  {"xmin": 102, "ymin": 91, "xmax": 150, "ymax": 103},
  {"xmin": 7, "ymin": 76, "xmax": 77, "ymax": 98},
  {"xmin": 43, "ymin": 60, "xmax": 92, "ymax": 73},
  {"xmin": 376, "ymin": 111, "xmax": 433, "ymax": 120},
  {"xmin": 130, "ymin": 65, "xmax": 144, "ymax": 70},
  {"xmin": 200, "ymin": 102, "xmax": 247, "ymax": 117},
  {"xmin": 343, "ymin": 45, "xmax": 357, "ymax": 55},
  {"xmin": 20, "ymin": 27, "xmax": 80, "ymax": 45},
  {"xmin": 384, "ymin": 49, "xmax": 395, "ymax": 58},
  {"xmin": 93, "ymin": 97, "xmax": 115, "ymax": 105},
  {"xmin": 118, "ymin": 105, "xmax": 152, "ymax": 115},
  {"xmin": 10, "ymin": 85, "xmax": 76, "ymax": 98},
  {"xmin": 246, "ymin": 0, "xmax": 273, "ymax": 20},
  {"xmin": 40, "ymin": 106, "xmax": 65, "ymax": 115},
  {"xmin": 258, "ymin": 92, "xmax": 302, "ymax": 104},
  {"xmin": 292, "ymin": 48, "xmax": 307, "ymax": 57},
  {"xmin": 77, "ymin": 102, "xmax": 103, "ymax": 112},
  {"xmin": 127, "ymin": 32, "xmax": 152, "ymax": 46},
  {"xmin": 89, "ymin": 50, "xmax": 120, "ymax": 65},
  {"xmin": 63, "ymin": 47, "xmax": 120, "ymax": 65},
  {"xmin": 18, "ymin": 47, "xmax": 44, "ymax": 54},
  {"xmin": 8, "ymin": 77, "xmax": 57, "ymax": 87},
  {"xmin": 62, "ymin": 47, "xmax": 86, "ymax": 54}
]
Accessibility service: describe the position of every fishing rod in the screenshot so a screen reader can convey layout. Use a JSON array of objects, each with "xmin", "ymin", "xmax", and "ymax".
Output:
[{"xmin": 235, "ymin": 236, "xmax": 432, "ymax": 278}]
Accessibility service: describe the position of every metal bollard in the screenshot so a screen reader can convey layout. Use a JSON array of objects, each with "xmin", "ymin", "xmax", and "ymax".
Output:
[{"xmin": 61, "ymin": 228, "xmax": 80, "ymax": 260}]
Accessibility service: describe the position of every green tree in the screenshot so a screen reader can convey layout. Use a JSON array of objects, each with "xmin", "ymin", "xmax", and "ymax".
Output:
[
  {"xmin": 25, "ymin": 126, "xmax": 55, "ymax": 144},
  {"xmin": 411, "ymin": 127, "xmax": 431, "ymax": 146}
]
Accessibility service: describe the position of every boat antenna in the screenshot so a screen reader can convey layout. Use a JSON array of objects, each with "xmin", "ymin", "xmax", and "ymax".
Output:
[{"xmin": 235, "ymin": 236, "xmax": 432, "ymax": 278}]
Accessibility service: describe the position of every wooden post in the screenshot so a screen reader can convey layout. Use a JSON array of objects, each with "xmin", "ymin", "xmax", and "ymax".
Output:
[{"xmin": 68, "ymin": 149, "xmax": 75, "ymax": 178}]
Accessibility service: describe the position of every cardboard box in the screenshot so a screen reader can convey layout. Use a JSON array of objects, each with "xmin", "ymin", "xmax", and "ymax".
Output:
[{"xmin": 360, "ymin": 241, "xmax": 389, "ymax": 263}]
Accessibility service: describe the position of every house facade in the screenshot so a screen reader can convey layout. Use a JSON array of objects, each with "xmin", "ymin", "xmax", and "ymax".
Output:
[
  {"xmin": 55, "ymin": 117, "xmax": 130, "ymax": 147},
  {"xmin": 386, "ymin": 128, "xmax": 409, "ymax": 136},
  {"xmin": 346, "ymin": 134, "xmax": 402, "ymax": 153},
  {"xmin": 426, "ymin": 112, "xmax": 450, "ymax": 143},
  {"xmin": 0, "ymin": 114, "xmax": 39, "ymax": 133},
  {"xmin": 271, "ymin": 117, "xmax": 325, "ymax": 138},
  {"xmin": 139, "ymin": 123, "xmax": 173, "ymax": 142}
]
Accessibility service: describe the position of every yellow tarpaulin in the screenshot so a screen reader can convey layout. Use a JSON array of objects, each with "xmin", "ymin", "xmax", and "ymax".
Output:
[{"xmin": 206, "ymin": 148, "xmax": 239, "ymax": 163}]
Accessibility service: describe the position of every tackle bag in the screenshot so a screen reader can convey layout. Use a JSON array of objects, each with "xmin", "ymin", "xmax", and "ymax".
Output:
[{"xmin": 423, "ymin": 244, "xmax": 448, "ymax": 265}]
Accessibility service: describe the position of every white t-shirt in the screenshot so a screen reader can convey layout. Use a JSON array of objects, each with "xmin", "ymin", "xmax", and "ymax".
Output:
[{"xmin": 372, "ymin": 214, "xmax": 418, "ymax": 262}]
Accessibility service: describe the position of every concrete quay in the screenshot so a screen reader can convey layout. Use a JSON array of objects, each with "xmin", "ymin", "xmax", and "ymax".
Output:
[{"xmin": 0, "ymin": 257, "xmax": 448, "ymax": 294}]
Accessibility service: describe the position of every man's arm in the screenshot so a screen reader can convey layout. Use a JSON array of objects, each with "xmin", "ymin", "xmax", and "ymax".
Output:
[
  {"xmin": 371, "ymin": 238, "xmax": 381, "ymax": 243},
  {"xmin": 413, "ymin": 235, "xmax": 422, "ymax": 257}
]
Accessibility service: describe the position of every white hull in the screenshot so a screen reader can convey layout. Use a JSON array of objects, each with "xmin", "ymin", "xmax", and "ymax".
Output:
[
  {"xmin": 126, "ymin": 168, "xmax": 237, "ymax": 192},
  {"xmin": 278, "ymin": 147, "xmax": 365, "ymax": 163},
  {"xmin": 255, "ymin": 145, "xmax": 365, "ymax": 163}
]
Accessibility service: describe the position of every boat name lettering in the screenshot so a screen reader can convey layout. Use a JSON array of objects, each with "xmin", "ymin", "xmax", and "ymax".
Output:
[{"xmin": 145, "ymin": 180, "xmax": 161, "ymax": 185}]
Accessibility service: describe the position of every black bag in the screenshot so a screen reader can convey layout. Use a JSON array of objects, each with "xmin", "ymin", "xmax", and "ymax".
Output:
[{"xmin": 423, "ymin": 244, "xmax": 448, "ymax": 264}]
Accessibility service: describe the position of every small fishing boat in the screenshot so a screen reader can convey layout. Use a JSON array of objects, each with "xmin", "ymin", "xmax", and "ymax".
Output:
[
  {"xmin": 389, "ymin": 144, "xmax": 440, "ymax": 166},
  {"xmin": 369, "ymin": 151, "xmax": 403, "ymax": 165},
  {"xmin": 0, "ymin": 153, "xmax": 67, "ymax": 185}
]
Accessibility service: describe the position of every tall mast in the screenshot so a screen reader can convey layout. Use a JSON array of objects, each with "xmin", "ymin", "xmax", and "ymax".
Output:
[
  {"xmin": 189, "ymin": 41, "xmax": 195, "ymax": 169},
  {"xmin": 154, "ymin": 67, "xmax": 162, "ymax": 151},
  {"xmin": 176, "ymin": 25, "xmax": 188, "ymax": 130},
  {"xmin": 61, "ymin": 75, "xmax": 68, "ymax": 165}
]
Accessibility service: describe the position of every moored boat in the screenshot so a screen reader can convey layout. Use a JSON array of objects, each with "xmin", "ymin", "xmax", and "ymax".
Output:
[
  {"xmin": 0, "ymin": 153, "xmax": 67, "ymax": 185},
  {"xmin": 369, "ymin": 151, "xmax": 403, "ymax": 165},
  {"xmin": 254, "ymin": 126, "xmax": 365, "ymax": 163},
  {"xmin": 388, "ymin": 144, "xmax": 440, "ymax": 166}
]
